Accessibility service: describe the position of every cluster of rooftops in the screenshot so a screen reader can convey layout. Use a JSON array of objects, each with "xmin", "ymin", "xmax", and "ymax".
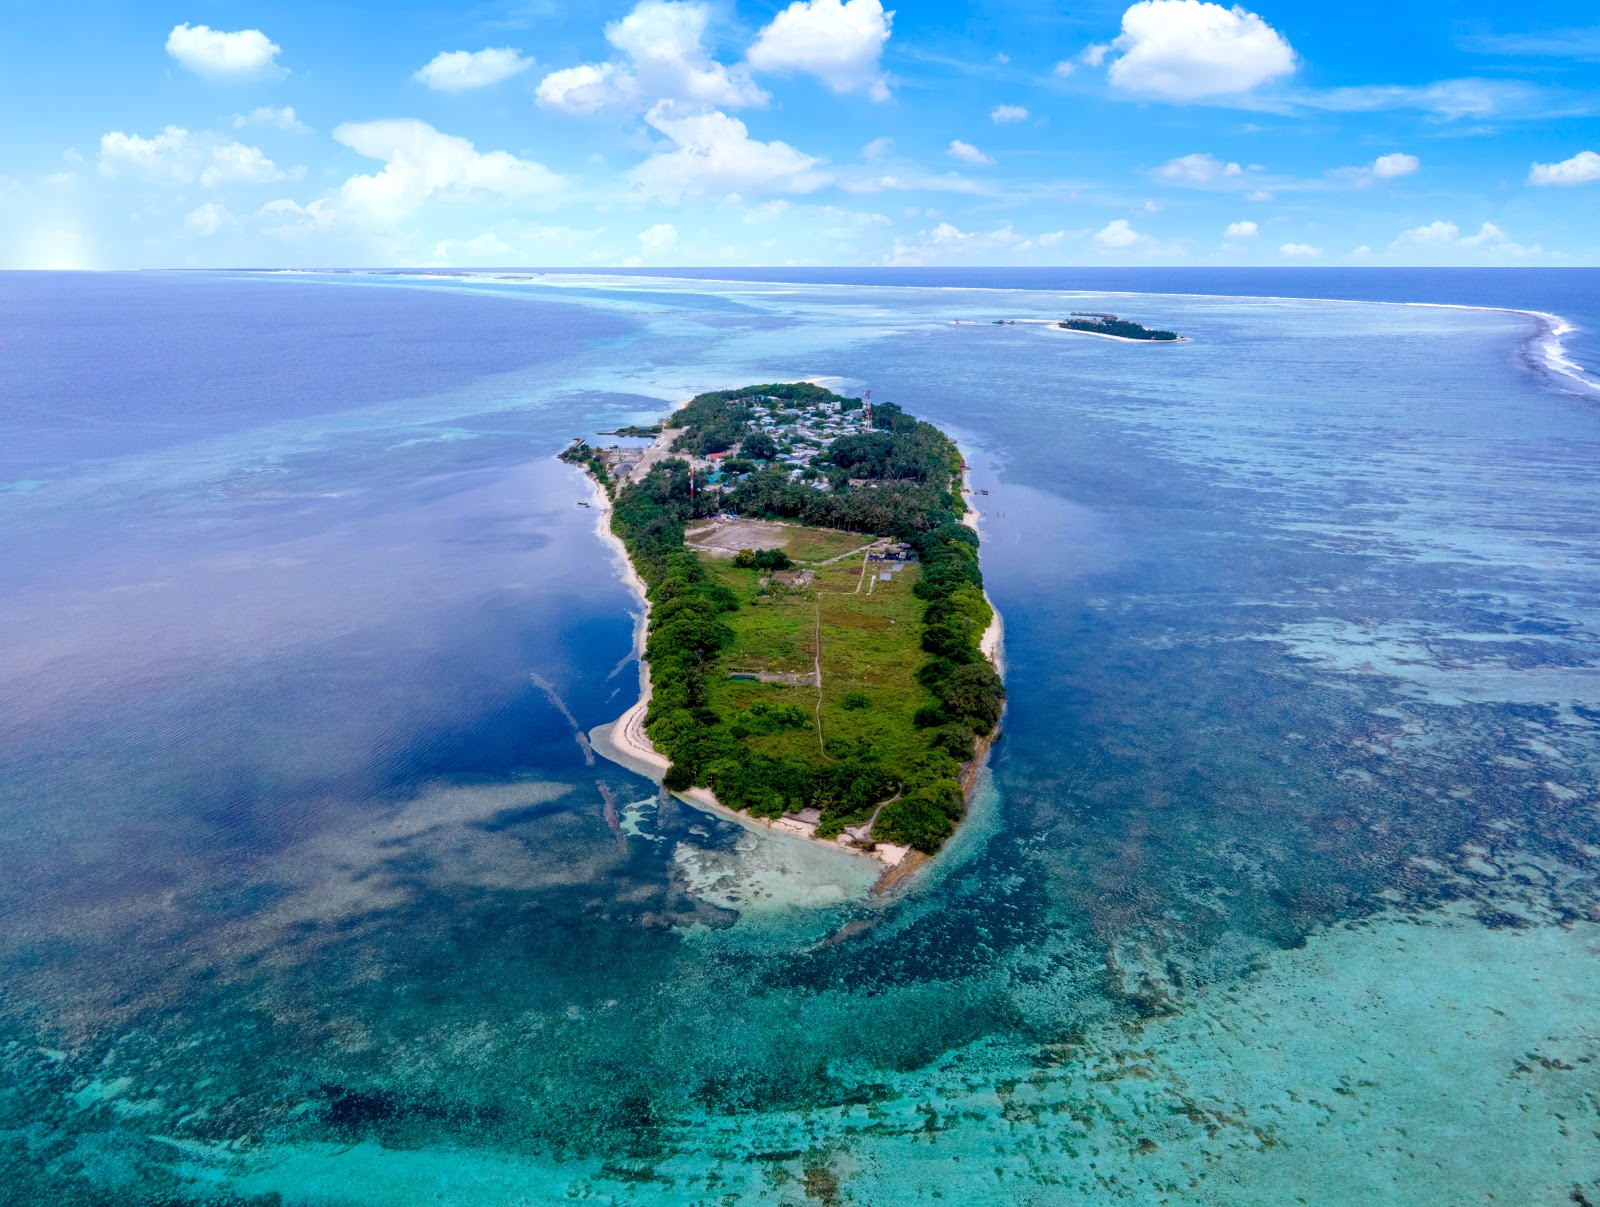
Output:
[{"xmin": 702, "ymin": 394, "xmax": 874, "ymax": 489}]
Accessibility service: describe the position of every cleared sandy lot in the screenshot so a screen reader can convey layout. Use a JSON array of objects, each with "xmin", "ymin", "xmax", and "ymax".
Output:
[{"xmin": 684, "ymin": 517, "xmax": 795, "ymax": 556}]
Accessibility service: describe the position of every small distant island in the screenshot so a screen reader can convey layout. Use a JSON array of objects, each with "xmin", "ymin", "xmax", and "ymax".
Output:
[
  {"xmin": 1057, "ymin": 312, "xmax": 1181, "ymax": 341},
  {"xmin": 565, "ymin": 383, "xmax": 1004, "ymax": 870}
]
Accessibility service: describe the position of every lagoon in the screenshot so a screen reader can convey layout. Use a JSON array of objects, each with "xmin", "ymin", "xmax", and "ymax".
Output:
[{"xmin": 2, "ymin": 268, "xmax": 1599, "ymax": 1203}]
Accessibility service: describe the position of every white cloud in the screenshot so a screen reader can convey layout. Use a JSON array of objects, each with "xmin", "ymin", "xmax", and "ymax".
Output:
[
  {"xmin": 334, "ymin": 120, "xmax": 562, "ymax": 221},
  {"xmin": 1372, "ymin": 152, "xmax": 1419, "ymax": 179},
  {"xmin": 1155, "ymin": 152, "xmax": 1241, "ymax": 184},
  {"xmin": 1082, "ymin": 44, "xmax": 1111, "ymax": 68},
  {"xmin": 537, "ymin": 65, "xmax": 627, "ymax": 115},
  {"xmin": 184, "ymin": 202, "xmax": 229, "ymax": 236},
  {"xmin": 1394, "ymin": 220, "xmax": 1460, "ymax": 246},
  {"xmin": 1245, "ymin": 189, "xmax": 1273, "ymax": 201},
  {"xmin": 1279, "ymin": 242, "xmax": 1322, "ymax": 257},
  {"xmin": 1225, "ymin": 219, "xmax": 1258, "ymax": 238},
  {"xmin": 98, "ymin": 126, "xmax": 288, "ymax": 188},
  {"xmin": 99, "ymin": 126, "xmax": 194, "ymax": 181},
  {"xmin": 990, "ymin": 104, "xmax": 1029, "ymax": 124},
  {"xmin": 629, "ymin": 103, "xmax": 828, "ymax": 202},
  {"xmin": 415, "ymin": 48, "xmax": 534, "ymax": 93},
  {"xmin": 200, "ymin": 142, "xmax": 287, "ymax": 187},
  {"xmin": 429, "ymin": 225, "xmax": 602, "ymax": 266},
  {"xmin": 1332, "ymin": 151, "xmax": 1420, "ymax": 185},
  {"xmin": 746, "ymin": 0, "xmax": 893, "ymax": 100},
  {"xmin": 1389, "ymin": 220, "xmax": 1538, "ymax": 258},
  {"xmin": 947, "ymin": 139, "xmax": 994, "ymax": 166},
  {"xmin": 1053, "ymin": 60, "xmax": 1076, "ymax": 77},
  {"xmin": 165, "ymin": 23, "xmax": 283, "ymax": 79},
  {"xmin": 1308, "ymin": 78, "xmax": 1534, "ymax": 120},
  {"xmin": 265, "ymin": 120, "xmax": 564, "ymax": 232},
  {"xmin": 886, "ymin": 221, "xmax": 1033, "ymax": 266},
  {"xmin": 1529, "ymin": 150, "xmax": 1600, "ymax": 187},
  {"xmin": 1094, "ymin": 218, "xmax": 1145, "ymax": 249},
  {"xmin": 862, "ymin": 136, "xmax": 893, "ymax": 160},
  {"xmin": 537, "ymin": 1, "xmax": 765, "ymax": 115},
  {"xmin": 1103, "ymin": 1, "xmax": 1296, "ymax": 101},
  {"xmin": 840, "ymin": 169, "xmax": 993, "ymax": 197},
  {"xmin": 639, "ymin": 222, "xmax": 679, "ymax": 258},
  {"xmin": 233, "ymin": 106, "xmax": 308, "ymax": 133}
]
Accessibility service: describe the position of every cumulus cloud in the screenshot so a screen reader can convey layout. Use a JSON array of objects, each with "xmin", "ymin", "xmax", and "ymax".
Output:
[
  {"xmin": 1279, "ymin": 242, "xmax": 1322, "ymax": 257},
  {"xmin": 947, "ymin": 139, "xmax": 994, "ymax": 166},
  {"xmin": 265, "ymin": 120, "xmax": 564, "ymax": 232},
  {"xmin": 990, "ymin": 104, "xmax": 1029, "ymax": 124},
  {"xmin": 628, "ymin": 103, "xmax": 828, "ymax": 202},
  {"xmin": 184, "ymin": 202, "xmax": 229, "ymax": 236},
  {"xmin": 333, "ymin": 120, "xmax": 562, "ymax": 221},
  {"xmin": 1053, "ymin": 60, "xmax": 1076, "ymax": 77},
  {"xmin": 98, "ymin": 126, "xmax": 194, "ymax": 180},
  {"xmin": 638, "ymin": 223, "xmax": 679, "ymax": 258},
  {"xmin": 1155, "ymin": 152, "xmax": 1242, "ymax": 184},
  {"xmin": 537, "ymin": 1, "xmax": 765, "ymax": 115},
  {"xmin": 1529, "ymin": 150, "xmax": 1600, "ymax": 186},
  {"xmin": 233, "ymin": 106, "xmax": 308, "ymax": 133},
  {"xmin": 747, "ymin": 0, "xmax": 893, "ymax": 100},
  {"xmin": 1225, "ymin": 219, "xmax": 1258, "ymax": 238},
  {"xmin": 1390, "ymin": 220, "xmax": 1538, "ymax": 257},
  {"xmin": 1094, "ymin": 218, "xmax": 1146, "ymax": 249},
  {"xmin": 98, "ymin": 126, "xmax": 289, "ymax": 187},
  {"xmin": 1372, "ymin": 152, "xmax": 1420, "ymax": 178},
  {"xmin": 1332, "ymin": 151, "xmax": 1420, "ymax": 185},
  {"xmin": 415, "ymin": 48, "xmax": 534, "ymax": 92},
  {"xmin": 200, "ymin": 142, "xmax": 288, "ymax": 187},
  {"xmin": 1102, "ymin": 1, "xmax": 1296, "ymax": 101},
  {"xmin": 165, "ymin": 23, "xmax": 283, "ymax": 79}
]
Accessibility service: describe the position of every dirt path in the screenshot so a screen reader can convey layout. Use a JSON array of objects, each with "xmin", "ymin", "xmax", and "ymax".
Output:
[
  {"xmin": 810, "ymin": 537, "xmax": 891, "ymax": 567},
  {"xmin": 808, "ymin": 550, "xmax": 879, "ymax": 757},
  {"xmin": 812, "ymin": 597, "xmax": 827, "ymax": 756}
]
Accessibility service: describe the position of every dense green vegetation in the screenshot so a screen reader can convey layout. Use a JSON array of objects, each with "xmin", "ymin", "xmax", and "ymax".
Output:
[
  {"xmin": 1058, "ymin": 317, "xmax": 1180, "ymax": 341},
  {"xmin": 562, "ymin": 383, "xmax": 1004, "ymax": 855},
  {"xmin": 732, "ymin": 547, "xmax": 792, "ymax": 570}
]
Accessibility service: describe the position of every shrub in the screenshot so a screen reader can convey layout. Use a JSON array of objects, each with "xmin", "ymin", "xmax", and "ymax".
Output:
[
  {"xmin": 841, "ymin": 691, "xmax": 872, "ymax": 710},
  {"xmin": 664, "ymin": 763, "xmax": 694, "ymax": 791}
]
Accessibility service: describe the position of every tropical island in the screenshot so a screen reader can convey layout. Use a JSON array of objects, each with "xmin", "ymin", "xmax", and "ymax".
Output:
[
  {"xmin": 1057, "ymin": 312, "xmax": 1181, "ymax": 341},
  {"xmin": 564, "ymin": 382, "xmax": 1003, "ymax": 866}
]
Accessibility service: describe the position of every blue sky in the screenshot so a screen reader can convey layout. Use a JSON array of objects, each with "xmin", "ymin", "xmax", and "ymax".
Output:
[{"xmin": 2, "ymin": 0, "xmax": 1597, "ymax": 268}]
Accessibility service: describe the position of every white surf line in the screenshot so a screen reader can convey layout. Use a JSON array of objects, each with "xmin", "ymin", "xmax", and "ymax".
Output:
[{"xmin": 399, "ymin": 270, "xmax": 1594, "ymax": 398}]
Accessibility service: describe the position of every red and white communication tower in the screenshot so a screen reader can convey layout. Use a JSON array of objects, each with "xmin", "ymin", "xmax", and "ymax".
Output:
[{"xmin": 863, "ymin": 388, "xmax": 873, "ymax": 427}]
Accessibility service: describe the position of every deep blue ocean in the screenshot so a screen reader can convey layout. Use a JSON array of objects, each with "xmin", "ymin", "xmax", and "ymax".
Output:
[{"xmin": 2, "ymin": 268, "xmax": 1598, "ymax": 1205}]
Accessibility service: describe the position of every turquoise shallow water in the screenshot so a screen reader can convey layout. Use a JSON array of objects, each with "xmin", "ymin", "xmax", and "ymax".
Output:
[{"xmin": 1, "ymin": 271, "xmax": 1598, "ymax": 1204}]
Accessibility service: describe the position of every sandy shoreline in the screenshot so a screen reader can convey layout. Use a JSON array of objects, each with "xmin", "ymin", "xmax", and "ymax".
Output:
[
  {"xmin": 574, "ymin": 424, "xmax": 1006, "ymax": 885},
  {"xmin": 959, "ymin": 459, "xmax": 1005, "ymax": 674}
]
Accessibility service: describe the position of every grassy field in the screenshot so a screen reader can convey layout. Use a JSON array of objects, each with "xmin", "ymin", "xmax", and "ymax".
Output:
[{"xmin": 700, "ymin": 523, "xmax": 931, "ymax": 774}]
